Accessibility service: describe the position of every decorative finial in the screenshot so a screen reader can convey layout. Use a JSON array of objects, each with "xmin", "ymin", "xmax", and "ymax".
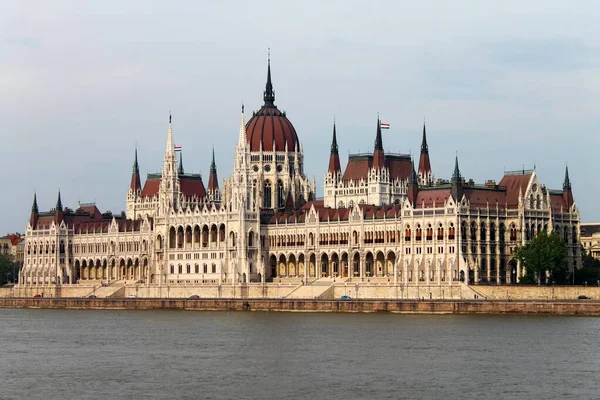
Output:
[
  {"xmin": 241, "ymin": 102, "xmax": 244, "ymax": 113},
  {"xmin": 169, "ymin": 111, "xmax": 172, "ymax": 124}
]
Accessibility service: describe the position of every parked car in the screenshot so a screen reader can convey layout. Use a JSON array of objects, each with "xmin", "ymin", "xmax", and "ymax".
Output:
[
  {"xmin": 88, "ymin": 295, "xmax": 97, "ymax": 299},
  {"xmin": 578, "ymin": 295, "xmax": 591, "ymax": 300},
  {"xmin": 340, "ymin": 295, "xmax": 352, "ymax": 301},
  {"xmin": 33, "ymin": 294, "xmax": 42, "ymax": 298},
  {"xmin": 127, "ymin": 294, "xmax": 137, "ymax": 298},
  {"xmin": 189, "ymin": 295, "xmax": 200, "ymax": 299}
]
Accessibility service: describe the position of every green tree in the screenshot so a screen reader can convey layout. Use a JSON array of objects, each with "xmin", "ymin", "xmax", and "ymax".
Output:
[
  {"xmin": 514, "ymin": 231, "xmax": 568, "ymax": 284},
  {"xmin": 0, "ymin": 253, "xmax": 18, "ymax": 285},
  {"xmin": 575, "ymin": 245, "xmax": 600, "ymax": 285}
]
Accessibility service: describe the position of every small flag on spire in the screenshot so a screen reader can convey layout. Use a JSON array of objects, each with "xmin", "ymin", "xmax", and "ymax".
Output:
[
  {"xmin": 380, "ymin": 122, "xmax": 390, "ymax": 130},
  {"xmin": 174, "ymin": 145, "xmax": 182, "ymax": 152}
]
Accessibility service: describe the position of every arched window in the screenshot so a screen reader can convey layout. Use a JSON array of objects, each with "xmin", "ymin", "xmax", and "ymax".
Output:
[
  {"xmin": 264, "ymin": 181, "xmax": 272, "ymax": 208},
  {"xmin": 277, "ymin": 180, "xmax": 284, "ymax": 208}
]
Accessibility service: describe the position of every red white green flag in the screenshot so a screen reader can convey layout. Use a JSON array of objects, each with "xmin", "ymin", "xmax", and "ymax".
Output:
[
  {"xmin": 174, "ymin": 145, "xmax": 182, "ymax": 152},
  {"xmin": 380, "ymin": 123, "xmax": 390, "ymax": 130}
]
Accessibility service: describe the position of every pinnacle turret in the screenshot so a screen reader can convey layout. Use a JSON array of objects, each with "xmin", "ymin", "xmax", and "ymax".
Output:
[
  {"xmin": 263, "ymin": 50, "xmax": 275, "ymax": 107},
  {"xmin": 178, "ymin": 151, "xmax": 184, "ymax": 175},
  {"xmin": 328, "ymin": 121, "xmax": 341, "ymax": 175},
  {"xmin": 32, "ymin": 192, "xmax": 38, "ymax": 213},
  {"xmin": 563, "ymin": 165, "xmax": 571, "ymax": 191},
  {"xmin": 418, "ymin": 121, "xmax": 433, "ymax": 186},
  {"xmin": 56, "ymin": 190, "xmax": 63, "ymax": 212},
  {"xmin": 130, "ymin": 147, "xmax": 142, "ymax": 192},
  {"xmin": 373, "ymin": 117, "xmax": 385, "ymax": 169}
]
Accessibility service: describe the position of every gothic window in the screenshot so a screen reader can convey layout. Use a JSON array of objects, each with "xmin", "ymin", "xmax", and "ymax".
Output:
[
  {"xmin": 480, "ymin": 223, "xmax": 486, "ymax": 241},
  {"xmin": 264, "ymin": 181, "xmax": 272, "ymax": 208},
  {"xmin": 437, "ymin": 224, "xmax": 444, "ymax": 241},
  {"xmin": 405, "ymin": 226, "xmax": 411, "ymax": 241},
  {"xmin": 416, "ymin": 225, "xmax": 422, "ymax": 241},
  {"xmin": 490, "ymin": 223, "xmax": 496, "ymax": 242},
  {"xmin": 277, "ymin": 180, "xmax": 284, "ymax": 208}
]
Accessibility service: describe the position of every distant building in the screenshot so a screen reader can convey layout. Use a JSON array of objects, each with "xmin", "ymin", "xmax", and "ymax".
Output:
[
  {"xmin": 580, "ymin": 223, "xmax": 600, "ymax": 259},
  {"xmin": 0, "ymin": 233, "xmax": 25, "ymax": 283},
  {"xmin": 18, "ymin": 58, "xmax": 581, "ymax": 288}
]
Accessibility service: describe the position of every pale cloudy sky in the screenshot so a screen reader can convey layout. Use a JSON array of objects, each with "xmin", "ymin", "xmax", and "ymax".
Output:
[{"xmin": 1, "ymin": 0, "xmax": 599, "ymax": 232}]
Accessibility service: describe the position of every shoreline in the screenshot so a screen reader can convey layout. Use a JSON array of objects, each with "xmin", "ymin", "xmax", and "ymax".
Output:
[{"xmin": 2, "ymin": 297, "xmax": 600, "ymax": 316}]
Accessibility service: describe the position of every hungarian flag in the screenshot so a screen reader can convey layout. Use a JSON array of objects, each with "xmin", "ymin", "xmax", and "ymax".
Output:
[
  {"xmin": 174, "ymin": 145, "xmax": 182, "ymax": 152},
  {"xmin": 380, "ymin": 123, "xmax": 390, "ymax": 130}
]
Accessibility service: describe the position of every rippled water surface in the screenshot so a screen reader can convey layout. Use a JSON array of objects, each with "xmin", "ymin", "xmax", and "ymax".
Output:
[{"xmin": 1, "ymin": 309, "xmax": 598, "ymax": 400}]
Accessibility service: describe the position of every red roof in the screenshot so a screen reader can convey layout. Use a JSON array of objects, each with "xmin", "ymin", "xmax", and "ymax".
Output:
[
  {"xmin": 141, "ymin": 177, "xmax": 160, "ymax": 198},
  {"xmin": 498, "ymin": 173, "xmax": 532, "ymax": 207},
  {"xmin": 463, "ymin": 187, "xmax": 507, "ymax": 207},
  {"xmin": 245, "ymin": 106, "xmax": 299, "ymax": 152},
  {"xmin": 180, "ymin": 176, "xmax": 206, "ymax": 199},
  {"xmin": 342, "ymin": 154, "xmax": 411, "ymax": 182},
  {"xmin": 549, "ymin": 192, "xmax": 568, "ymax": 211},
  {"xmin": 415, "ymin": 188, "xmax": 451, "ymax": 208}
]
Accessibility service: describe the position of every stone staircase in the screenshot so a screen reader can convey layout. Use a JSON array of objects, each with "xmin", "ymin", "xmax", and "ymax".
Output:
[
  {"xmin": 284, "ymin": 278, "xmax": 340, "ymax": 299},
  {"xmin": 87, "ymin": 281, "xmax": 126, "ymax": 298}
]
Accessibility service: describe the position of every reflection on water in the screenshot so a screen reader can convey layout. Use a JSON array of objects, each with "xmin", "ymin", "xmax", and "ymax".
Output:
[{"xmin": 1, "ymin": 309, "xmax": 598, "ymax": 400}]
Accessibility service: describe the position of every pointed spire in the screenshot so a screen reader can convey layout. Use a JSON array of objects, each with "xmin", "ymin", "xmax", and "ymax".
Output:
[
  {"xmin": 56, "ymin": 190, "xmax": 63, "ymax": 211},
  {"xmin": 263, "ymin": 49, "xmax": 275, "ymax": 107},
  {"xmin": 451, "ymin": 154, "xmax": 463, "ymax": 202},
  {"xmin": 32, "ymin": 192, "xmax": 38, "ymax": 213},
  {"xmin": 166, "ymin": 112, "xmax": 174, "ymax": 154},
  {"xmin": 237, "ymin": 103, "xmax": 247, "ymax": 150},
  {"xmin": 130, "ymin": 147, "xmax": 142, "ymax": 192},
  {"xmin": 452, "ymin": 154, "xmax": 461, "ymax": 183},
  {"xmin": 418, "ymin": 120, "xmax": 432, "ymax": 185},
  {"xmin": 331, "ymin": 120, "xmax": 338, "ymax": 153},
  {"xmin": 563, "ymin": 164, "xmax": 571, "ymax": 191},
  {"xmin": 421, "ymin": 120, "xmax": 429, "ymax": 153},
  {"xmin": 373, "ymin": 116, "xmax": 385, "ymax": 169},
  {"xmin": 208, "ymin": 147, "xmax": 219, "ymax": 196},
  {"xmin": 210, "ymin": 147, "xmax": 216, "ymax": 172},
  {"xmin": 133, "ymin": 146, "xmax": 139, "ymax": 174},
  {"xmin": 374, "ymin": 117, "xmax": 383, "ymax": 151},
  {"xmin": 328, "ymin": 121, "xmax": 341, "ymax": 175},
  {"xmin": 178, "ymin": 151, "xmax": 184, "ymax": 175},
  {"xmin": 29, "ymin": 192, "xmax": 39, "ymax": 229}
]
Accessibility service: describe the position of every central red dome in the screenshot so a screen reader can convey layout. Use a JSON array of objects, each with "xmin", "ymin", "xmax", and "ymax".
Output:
[{"xmin": 245, "ymin": 59, "xmax": 300, "ymax": 152}]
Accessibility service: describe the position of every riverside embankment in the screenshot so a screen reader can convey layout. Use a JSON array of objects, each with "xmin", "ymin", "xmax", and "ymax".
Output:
[{"xmin": 1, "ymin": 297, "xmax": 600, "ymax": 315}]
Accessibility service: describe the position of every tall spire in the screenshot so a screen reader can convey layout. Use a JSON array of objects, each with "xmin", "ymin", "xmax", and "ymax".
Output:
[
  {"xmin": 563, "ymin": 165, "xmax": 571, "ymax": 191},
  {"xmin": 237, "ymin": 103, "xmax": 247, "ymax": 151},
  {"xmin": 208, "ymin": 147, "xmax": 219, "ymax": 199},
  {"xmin": 210, "ymin": 147, "xmax": 217, "ymax": 173},
  {"xmin": 421, "ymin": 120, "xmax": 428, "ymax": 153},
  {"xmin": 451, "ymin": 154, "xmax": 463, "ymax": 202},
  {"xmin": 374, "ymin": 117, "xmax": 383, "ymax": 151},
  {"xmin": 54, "ymin": 190, "xmax": 64, "ymax": 225},
  {"xmin": 418, "ymin": 120, "xmax": 432, "ymax": 186},
  {"xmin": 178, "ymin": 151, "xmax": 184, "ymax": 175},
  {"xmin": 451, "ymin": 154, "xmax": 461, "ymax": 183},
  {"xmin": 166, "ymin": 112, "xmax": 174, "ymax": 154},
  {"xmin": 563, "ymin": 164, "xmax": 574, "ymax": 208},
  {"xmin": 130, "ymin": 147, "xmax": 142, "ymax": 192},
  {"xmin": 32, "ymin": 192, "xmax": 38, "ymax": 213},
  {"xmin": 56, "ymin": 190, "xmax": 63, "ymax": 211},
  {"xmin": 373, "ymin": 116, "xmax": 385, "ymax": 169},
  {"xmin": 133, "ymin": 146, "xmax": 139, "ymax": 173},
  {"xmin": 263, "ymin": 49, "xmax": 275, "ymax": 107},
  {"xmin": 331, "ymin": 120, "xmax": 338, "ymax": 153},
  {"xmin": 328, "ymin": 121, "xmax": 341, "ymax": 175},
  {"xmin": 29, "ymin": 192, "xmax": 39, "ymax": 229}
]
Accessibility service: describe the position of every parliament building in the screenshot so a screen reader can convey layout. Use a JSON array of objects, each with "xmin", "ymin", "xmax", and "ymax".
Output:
[{"xmin": 19, "ymin": 59, "xmax": 581, "ymax": 290}]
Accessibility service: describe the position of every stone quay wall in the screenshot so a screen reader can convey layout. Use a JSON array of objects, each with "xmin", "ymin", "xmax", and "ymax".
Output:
[{"xmin": 1, "ymin": 297, "xmax": 600, "ymax": 316}]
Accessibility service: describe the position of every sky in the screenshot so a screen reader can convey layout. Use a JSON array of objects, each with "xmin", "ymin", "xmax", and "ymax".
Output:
[{"xmin": 1, "ymin": 0, "xmax": 599, "ymax": 233}]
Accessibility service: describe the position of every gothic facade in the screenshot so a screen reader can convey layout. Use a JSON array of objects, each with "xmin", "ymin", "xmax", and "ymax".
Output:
[{"xmin": 19, "ymin": 59, "xmax": 581, "ymax": 288}]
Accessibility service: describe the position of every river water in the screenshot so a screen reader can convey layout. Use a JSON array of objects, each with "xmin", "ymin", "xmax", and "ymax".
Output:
[{"xmin": 0, "ymin": 309, "xmax": 598, "ymax": 400}]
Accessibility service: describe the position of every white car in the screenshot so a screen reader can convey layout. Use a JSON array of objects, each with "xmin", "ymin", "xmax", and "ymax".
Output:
[{"xmin": 127, "ymin": 294, "xmax": 137, "ymax": 298}]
